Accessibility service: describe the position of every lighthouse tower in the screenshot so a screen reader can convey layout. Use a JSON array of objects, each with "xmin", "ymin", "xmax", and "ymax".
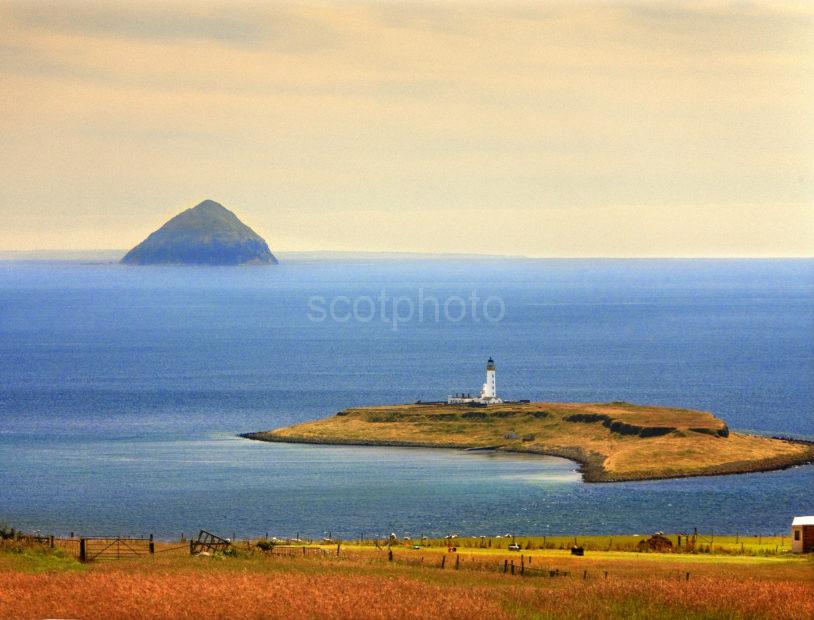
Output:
[{"xmin": 480, "ymin": 357, "xmax": 501, "ymax": 403}]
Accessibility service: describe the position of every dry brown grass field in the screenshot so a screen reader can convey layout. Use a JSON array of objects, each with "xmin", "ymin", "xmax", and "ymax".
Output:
[
  {"xmin": 244, "ymin": 401, "xmax": 814, "ymax": 482},
  {"xmin": 1, "ymin": 539, "xmax": 812, "ymax": 619}
]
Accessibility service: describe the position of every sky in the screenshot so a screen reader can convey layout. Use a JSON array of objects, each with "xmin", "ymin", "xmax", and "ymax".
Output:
[{"xmin": 1, "ymin": 0, "xmax": 812, "ymax": 257}]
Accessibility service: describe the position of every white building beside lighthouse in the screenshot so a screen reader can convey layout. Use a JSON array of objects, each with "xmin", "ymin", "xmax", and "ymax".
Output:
[{"xmin": 448, "ymin": 357, "xmax": 503, "ymax": 405}]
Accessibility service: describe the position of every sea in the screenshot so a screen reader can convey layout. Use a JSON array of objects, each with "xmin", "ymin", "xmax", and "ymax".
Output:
[{"xmin": 0, "ymin": 258, "xmax": 812, "ymax": 539}]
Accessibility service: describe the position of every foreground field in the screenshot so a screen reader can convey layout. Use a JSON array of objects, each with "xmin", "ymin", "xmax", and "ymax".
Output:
[
  {"xmin": 244, "ymin": 401, "xmax": 814, "ymax": 481},
  {"xmin": 1, "ymin": 541, "xmax": 812, "ymax": 619}
]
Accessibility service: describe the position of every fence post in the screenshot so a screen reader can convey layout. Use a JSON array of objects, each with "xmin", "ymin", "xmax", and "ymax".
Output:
[
  {"xmin": 441, "ymin": 555, "xmax": 445, "ymax": 569},
  {"xmin": 149, "ymin": 534, "xmax": 154, "ymax": 556},
  {"xmin": 79, "ymin": 538, "xmax": 86, "ymax": 562},
  {"xmin": 503, "ymin": 559, "xmax": 507, "ymax": 573},
  {"xmin": 455, "ymin": 554, "xmax": 459, "ymax": 570},
  {"xmin": 189, "ymin": 539, "xmax": 194, "ymax": 555},
  {"xmin": 583, "ymin": 570, "xmax": 587, "ymax": 580}
]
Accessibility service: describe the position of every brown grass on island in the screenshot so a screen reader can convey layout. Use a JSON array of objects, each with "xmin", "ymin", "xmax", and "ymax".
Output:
[
  {"xmin": 1, "ymin": 539, "xmax": 813, "ymax": 620},
  {"xmin": 243, "ymin": 401, "xmax": 814, "ymax": 482}
]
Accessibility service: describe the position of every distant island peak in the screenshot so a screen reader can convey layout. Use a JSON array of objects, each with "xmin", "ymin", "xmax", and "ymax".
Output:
[{"xmin": 121, "ymin": 199, "xmax": 278, "ymax": 266}]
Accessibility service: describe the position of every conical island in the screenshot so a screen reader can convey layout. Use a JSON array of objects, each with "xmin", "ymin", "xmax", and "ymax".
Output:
[{"xmin": 121, "ymin": 200, "xmax": 278, "ymax": 265}]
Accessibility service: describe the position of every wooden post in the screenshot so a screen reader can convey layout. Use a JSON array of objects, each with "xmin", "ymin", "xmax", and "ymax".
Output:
[
  {"xmin": 336, "ymin": 543, "xmax": 341, "ymax": 556},
  {"xmin": 583, "ymin": 570, "xmax": 587, "ymax": 580},
  {"xmin": 685, "ymin": 572, "xmax": 690, "ymax": 581},
  {"xmin": 441, "ymin": 555, "xmax": 446, "ymax": 569},
  {"xmin": 520, "ymin": 555, "xmax": 524, "ymax": 576},
  {"xmin": 511, "ymin": 561, "xmax": 515, "ymax": 575},
  {"xmin": 503, "ymin": 559, "xmax": 507, "ymax": 573},
  {"xmin": 604, "ymin": 571, "xmax": 608, "ymax": 580},
  {"xmin": 388, "ymin": 548, "xmax": 393, "ymax": 562},
  {"xmin": 189, "ymin": 539, "xmax": 194, "ymax": 555},
  {"xmin": 455, "ymin": 554, "xmax": 459, "ymax": 570},
  {"xmin": 79, "ymin": 538, "xmax": 86, "ymax": 562}
]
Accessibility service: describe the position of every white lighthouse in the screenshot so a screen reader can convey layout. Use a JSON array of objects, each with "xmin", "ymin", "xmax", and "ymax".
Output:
[
  {"xmin": 447, "ymin": 357, "xmax": 503, "ymax": 405},
  {"xmin": 481, "ymin": 357, "xmax": 497, "ymax": 401}
]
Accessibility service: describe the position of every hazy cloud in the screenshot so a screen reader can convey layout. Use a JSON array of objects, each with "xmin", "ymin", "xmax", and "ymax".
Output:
[{"xmin": 7, "ymin": 1, "xmax": 342, "ymax": 51}]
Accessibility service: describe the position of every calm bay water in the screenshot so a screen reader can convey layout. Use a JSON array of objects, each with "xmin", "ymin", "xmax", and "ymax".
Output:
[{"xmin": 0, "ymin": 258, "xmax": 812, "ymax": 538}]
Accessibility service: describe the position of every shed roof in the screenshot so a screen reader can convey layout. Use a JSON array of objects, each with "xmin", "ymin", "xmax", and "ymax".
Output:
[{"xmin": 792, "ymin": 516, "xmax": 814, "ymax": 526}]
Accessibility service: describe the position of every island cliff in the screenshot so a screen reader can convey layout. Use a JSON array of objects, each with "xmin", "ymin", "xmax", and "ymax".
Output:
[
  {"xmin": 242, "ymin": 401, "xmax": 814, "ymax": 482},
  {"xmin": 122, "ymin": 200, "xmax": 277, "ymax": 265}
]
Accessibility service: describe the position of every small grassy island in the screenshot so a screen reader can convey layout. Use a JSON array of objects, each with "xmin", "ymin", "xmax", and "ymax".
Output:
[{"xmin": 243, "ymin": 401, "xmax": 814, "ymax": 482}]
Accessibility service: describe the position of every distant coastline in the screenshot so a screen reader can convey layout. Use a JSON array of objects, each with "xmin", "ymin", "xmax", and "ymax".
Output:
[{"xmin": 2, "ymin": 250, "xmax": 813, "ymax": 262}]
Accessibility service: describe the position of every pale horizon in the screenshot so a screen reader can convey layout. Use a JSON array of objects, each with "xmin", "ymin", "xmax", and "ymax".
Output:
[{"xmin": 1, "ymin": 1, "xmax": 812, "ymax": 257}]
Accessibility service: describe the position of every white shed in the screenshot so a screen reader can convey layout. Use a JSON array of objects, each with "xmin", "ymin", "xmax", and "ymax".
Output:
[{"xmin": 791, "ymin": 516, "xmax": 814, "ymax": 553}]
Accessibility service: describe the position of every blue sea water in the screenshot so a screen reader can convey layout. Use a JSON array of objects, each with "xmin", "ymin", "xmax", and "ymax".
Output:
[{"xmin": 0, "ymin": 258, "xmax": 812, "ymax": 539}]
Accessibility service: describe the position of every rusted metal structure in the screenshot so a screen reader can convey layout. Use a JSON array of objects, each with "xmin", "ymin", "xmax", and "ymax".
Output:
[{"xmin": 190, "ymin": 530, "xmax": 231, "ymax": 555}]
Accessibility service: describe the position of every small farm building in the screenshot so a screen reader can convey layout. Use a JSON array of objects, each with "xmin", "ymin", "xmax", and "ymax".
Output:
[{"xmin": 791, "ymin": 516, "xmax": 814, "ymax": 553}]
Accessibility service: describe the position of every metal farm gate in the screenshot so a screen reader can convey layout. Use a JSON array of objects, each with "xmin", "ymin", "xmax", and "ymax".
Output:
[{"xmin": 79, "ymin": 536, "xmax": 154, "ymax": 562}]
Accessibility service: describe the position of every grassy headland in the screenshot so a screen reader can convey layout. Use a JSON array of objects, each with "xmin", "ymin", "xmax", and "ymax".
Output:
[{"xmin": 243, "ymin": 401, "xmax": 814, "ymax": 482}]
